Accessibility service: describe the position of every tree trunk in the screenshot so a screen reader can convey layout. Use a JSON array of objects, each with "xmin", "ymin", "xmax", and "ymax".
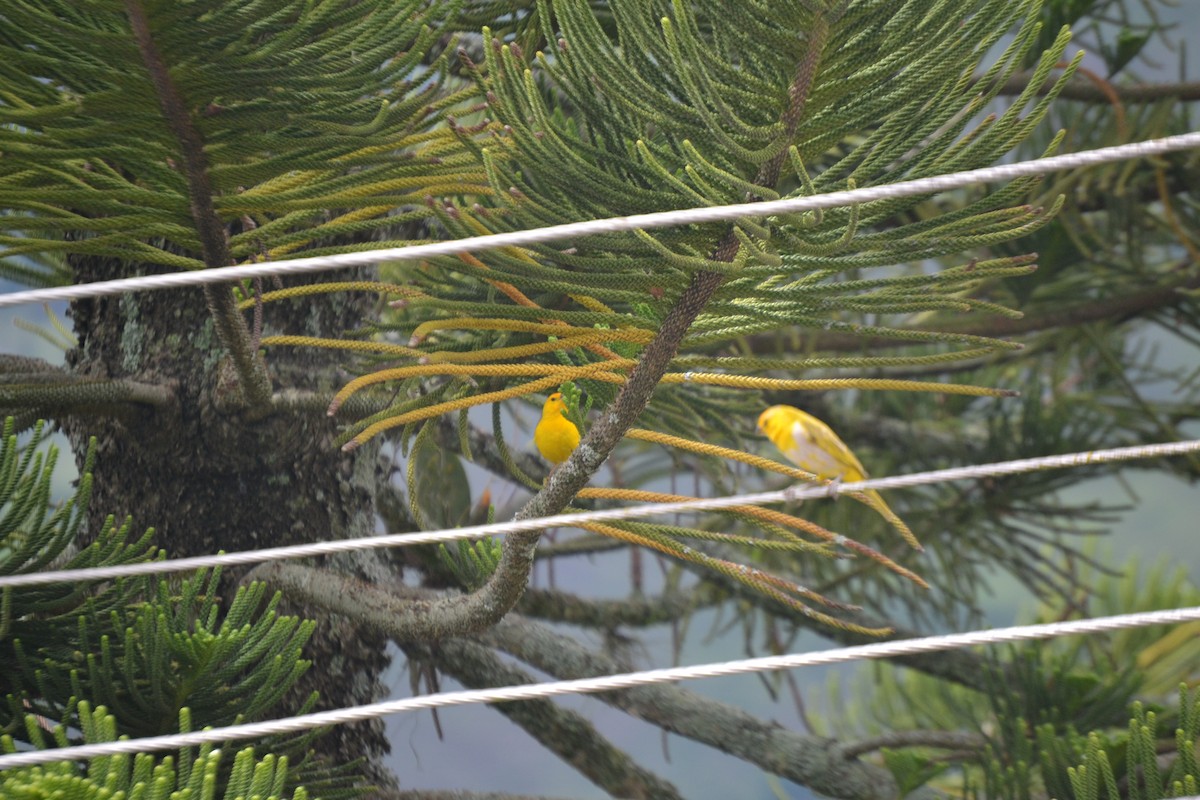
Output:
[{"xmin": 64, "ymin": 254, "xmax": 396, "ymax": 784}]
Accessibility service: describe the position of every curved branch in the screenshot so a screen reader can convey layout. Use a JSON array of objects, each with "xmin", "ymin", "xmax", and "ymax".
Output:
[
  {"xmin": 436, "ymin": 6, "xmax": 837, "ymax": 642},
  {"xmin": 252, "ymin": 10, "xmax": 833, "ymax": 643},
  {"xmin": 241, "ymin": 567, "xmax": 958, "ymax": 799},
  {"xmin": 322, "ymin": 264, "xmax": 736, "ymax": 640}
]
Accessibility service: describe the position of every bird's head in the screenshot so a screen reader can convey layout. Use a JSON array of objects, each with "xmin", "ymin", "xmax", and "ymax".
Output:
[
  {"xmin": 543, "ymin": 392, "xmax": 568, "ymax": 417},
  {"xmin": 757, "ymin": 405, "xmax": 788, "ymax": 439}
]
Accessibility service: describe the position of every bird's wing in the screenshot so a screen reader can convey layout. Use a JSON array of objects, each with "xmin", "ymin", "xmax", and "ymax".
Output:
[
  {"xmin": 788, "ymin": 415, "xmax": 868, "ymax": 481},
  {"xmin": 780, "ymin": 422, "xmax": 841, "ymax": 478}
]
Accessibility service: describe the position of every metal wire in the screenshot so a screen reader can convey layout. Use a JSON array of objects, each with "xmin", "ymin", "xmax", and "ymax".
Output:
[
  {"xmin": 3, "ymin": 603, "xmax": 1200, "ymax": 769},
  {"xmin": 0, "ymin": 131, "xmax": 1197, "ymax": 310},
  {"xmin": 5, "ymin": 133, "xmax": 1200, "ymax": 774},
  {"xmin": 1, "ymin": 438, "xmax": 1197, "ymax": 589}
]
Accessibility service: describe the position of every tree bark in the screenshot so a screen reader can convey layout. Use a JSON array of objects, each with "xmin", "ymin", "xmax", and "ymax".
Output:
[{"xmin": 63, "ymin": 253, "xmax": 395, "ymax": 781}]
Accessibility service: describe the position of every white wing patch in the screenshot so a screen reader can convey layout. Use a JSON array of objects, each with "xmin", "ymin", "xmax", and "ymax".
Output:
[{"xmin": 785, "ymin": 421, "xmax": 845, "ymax": 479}]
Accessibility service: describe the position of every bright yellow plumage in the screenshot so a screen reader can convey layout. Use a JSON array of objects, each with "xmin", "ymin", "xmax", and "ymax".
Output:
[
  {"xmin": 757, "ymin": 404, "xmax": 921, "ymax": 550},
  {"xmin": 534, "ymin": 392, "xmax": 580, "ymax": 465}
]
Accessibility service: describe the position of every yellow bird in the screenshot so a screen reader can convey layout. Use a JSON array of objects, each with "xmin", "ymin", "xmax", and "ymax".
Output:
[
  {"xmin": 534, "ymin": 392, "xmax": 581, "ymax": 465},
  {"xmin": 757, "ymin": 404, "xmax": 921, "ymax": 550}
]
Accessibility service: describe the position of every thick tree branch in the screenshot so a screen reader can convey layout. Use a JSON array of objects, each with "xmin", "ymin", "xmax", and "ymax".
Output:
[
  {"xmin": 766, "ymin": 266, "xmax": 1200, "ymax": 353},
  {"xmin": 534, "ymin": 534, "xmax": 626, "ymax": 559},
  {"xmin": 0, "ymin": 355, "xmax": 66, "ymax": 375},
  {"xmin": 997, "ymin": 74, "xmax": 1200, "ymax": 103},
  {"xmin": 482, "ymin": 614, "xmax": 948, "ymax": 800},
  {"xmin": 836, "ymin": 729, "xmax": 987, "ymax": 760},
  {"xmin": 670, "ymin": 541, "xmax": 1005, "ymax": 692},
  {"xmin": 518, "ymin": 587, "xmax": 710, "ymax": 628},
  {"xmin": 123, "ymin": 0, "xmax": 272, "ymax": 409},
  {"xmin": 272, "ymin": 388, "xmax": 397, "ymax": 419},
  {"xmin": 0, "ymin": 378, "xmax": 176, "ymax": 413},
  {"xmin": 242, "ymin": 568, "xmax": 957, "ymax": 799},
  {"xmin": 403, "ymin": 637, "xmax": 684, "ymax": 800},
  {"xmin": 433, "ymin": 416, "xmax": 548, "ymax": 489},
  {"xmin": 379, "ymin": 792, "xmax": 573, "ymax": 800}
]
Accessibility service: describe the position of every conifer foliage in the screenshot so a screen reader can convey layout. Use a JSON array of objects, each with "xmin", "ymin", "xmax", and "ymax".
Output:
[
  {"xmin": 1, "ymin": 0, "xmax": 1198, "ymax": 797},
  {"xmin": 0, "ymin": 417, "xmax": 353, "ymax": 797}
]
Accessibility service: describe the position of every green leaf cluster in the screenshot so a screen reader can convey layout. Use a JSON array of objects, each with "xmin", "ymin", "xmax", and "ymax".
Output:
[
  {"xmin": 0, "ymin": 419, "xmax": 344, "ymax": 797},
  {"xmin": 0, "ymin": 0, "xmax": 475, "ymax": 273},
  {"xmin": 818, "ymin": 557, "xmax": 1200, "ymax": 797},
  {"xmin": 13, "ymin": 570, "xmax": 317, "ymax": 738},
  {"xmin": 1, "ymin": 701, "xmax": 309, "ymax": 800},
  {"xmin": 0, "ymin": 419, "xmax": 156, "ymax": 694},
  {"xmin": 401, "ymin": 1, "xmax": 1071, "ymax": 332},
  {"xmin": 359, "ymin": 0, "xmax": 1081, "ymax": 453},
  {"xmin": 978, "ymin": 686, "xmax": 1200, "ymax": 800},
  {"xmin": 437, "ymin": 538, "xmax": 502, "ymax": 591}
]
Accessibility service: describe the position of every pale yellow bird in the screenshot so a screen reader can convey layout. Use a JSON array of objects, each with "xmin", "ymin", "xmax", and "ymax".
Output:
[{"xmin": 757, "ymin": 404, "xmax": 921, "ymax": 550}]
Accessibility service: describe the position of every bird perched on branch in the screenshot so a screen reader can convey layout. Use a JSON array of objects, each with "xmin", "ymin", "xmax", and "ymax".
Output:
[
  {"xmin": 757, "ymin": 404, "xmax": 921, "ymax": 550},
  {"xmin": 535, "ymin": 392, "xmax": 581, "ymax": 466}
]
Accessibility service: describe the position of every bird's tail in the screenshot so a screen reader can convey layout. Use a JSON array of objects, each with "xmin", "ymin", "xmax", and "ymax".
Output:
[{"xmin": 857, "ymin": 489, "xmax": 922, "ymax": 551}]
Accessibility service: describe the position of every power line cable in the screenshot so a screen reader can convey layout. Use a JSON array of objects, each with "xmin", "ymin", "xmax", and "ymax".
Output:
[
  {"xmin": 0, "ymin": 131, "xmax": 1197, "ymax": 311},
  {"xmin": 5, "ymin": 130, "xmax": 1200, "ymax": 776},
  {"xmin": 3, "ymin": 604, "xmax": 1199, "ymax": 769},
  {"xmin": 2, "ymin": 438, "xmax": 1197, "ymax": 589}
]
